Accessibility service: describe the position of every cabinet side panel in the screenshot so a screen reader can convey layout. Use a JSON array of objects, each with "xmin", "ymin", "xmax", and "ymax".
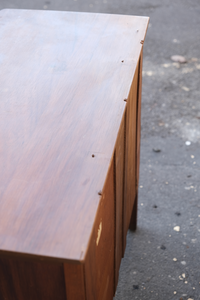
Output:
[
  {"xmin": 124, "ymin": 62, "xmax": 139, "ymax": 237},
  {"xmin": 85, "ymin": 159, "xmax": 115, "ymax": 300},
  {"xmin": 115, "ymin": 114, "xmax": 125, "ymax": 286},
  {"xmin": 129, "ymin": 52, "xmax": 143, "ymax": 231},
  {"xmin": 64, "ymin": 263, "xmax": 85, "ymax": 300},
  {"xmin": 0, "ymin": 257, "xmax": 66, "ymax": 300},
  {"xmin": 136, "ymin": 51, "xmax": 143, "ymax": 191}
]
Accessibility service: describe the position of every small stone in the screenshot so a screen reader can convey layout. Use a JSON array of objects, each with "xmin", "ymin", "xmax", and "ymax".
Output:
[
  {"xmin": 188, "ymin": 299, "xmax": 194, "ymax": 300},
  {"xmin": 181, "ymin": 261, "xmax": 186, "ymax": 265},
  {"xmin": 179, "ymin": 276, "xmax": 183, "ymax": 280},
  {"xmin": 140, "ymin": 185, "xmax": 143, "ymax": 188},
  {"xmin": 160, "ymin": 245, "xmax": 166, "ymax": 250},
  {"xmin": 185, "ymin": 141, "xmax": 191, "ymax": 146},
  {"xmin": 174, "ymin": 226, "xmax": 180, "ymax": 232},
  {"xmin": 133, "ymin": 285, "xmax": 139, "ymax": 290},
  {"xmin": 163, "ymin": 63, "xmax": 170, "ymax": 68},
  {"xmin": 185, "ymin": 186, "xmax": 190, "ymax": 190},
  {"xmin": 174, "ymin": 291, "xmax": 177, "ymax": 294},
  {"xmin": 175, "ymin": 212, "xmax": 181, "ymax": 216},
  {"xmin": 173, "ymin": 62, "xmax": 180, "ymax": 68},
  {"xmin": 171, "ymin": 55, "xmax": 187, "ymax": 63},
  {"xmin": 182, "ymin": 273, "xmax": 186, "ymax": 278},
  {"xmin": 173, "ymin": 258, "xmax": 177, "ymax": 261},
  {"xmin": 191, "ymin": 155, "xmax": 194, "ymax": 158},
  {"xmin": 185, "ymin": 281, "xmax": 188, "ymax": 284},
  {"xmin": 153, "ymin": 148, "xmax": 161, "ymax": 153},
  {"xmin": 172, "ymin": 39, "xmax": 180, "ymax": 43},
  {"xmin": 166, "ymin": 182, "xmax": 168, "ymax": 184},
  {"xmin": 182, "ymin": 86, "xmax": 190, "ymax": 92}
]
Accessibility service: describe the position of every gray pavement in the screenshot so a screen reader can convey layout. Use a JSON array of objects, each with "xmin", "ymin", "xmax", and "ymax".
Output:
[{"xmin": 0, "ymin": 0, "xmax": 200, "ymax": 299}]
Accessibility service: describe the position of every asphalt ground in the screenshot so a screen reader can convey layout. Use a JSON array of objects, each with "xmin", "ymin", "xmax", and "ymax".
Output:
[{"xmin": 0, "ymin": 1, "xmax": 200, "ymax": 299}]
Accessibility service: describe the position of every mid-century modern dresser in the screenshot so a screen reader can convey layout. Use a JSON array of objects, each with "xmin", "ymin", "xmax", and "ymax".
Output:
[{"xmin": 0, "ymin": 9, "xmax": 149, "ymax": 300}]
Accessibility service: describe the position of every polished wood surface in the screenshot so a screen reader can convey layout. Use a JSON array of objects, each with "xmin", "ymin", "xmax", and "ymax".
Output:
[
  {"xmin": 0, "ymin": 9, "xmax": 149, "ymax": 299},
  {"xmin": 64, "ymin": 263, "xmax": 85, "ymax": 300},
  {"xmin": 0, "ymin": 9, "xmax": 148, "ymax": 262},
  {"xmin": 0, "ymin": 257, "xmax": 66, "ymax": 299}
]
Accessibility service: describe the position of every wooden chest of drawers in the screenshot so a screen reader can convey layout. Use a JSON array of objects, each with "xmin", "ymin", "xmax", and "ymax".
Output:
[{"xmin": 0, "ymin": 9, "xmax": 148, "ymax": 300}]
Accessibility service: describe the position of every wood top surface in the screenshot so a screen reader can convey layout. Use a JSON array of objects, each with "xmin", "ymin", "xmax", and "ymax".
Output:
[{"xmin": 0, "ymin": 9, "xmax": 149, "ymax": 262}]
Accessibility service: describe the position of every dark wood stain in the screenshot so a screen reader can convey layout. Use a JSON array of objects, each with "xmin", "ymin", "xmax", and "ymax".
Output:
[
  {"xmin": 0, "ymin": 9, "xmax": 149, "ymax": 300},
  {"xmin": 64, "ymin": 263, "xmax": 86, "ymax": 300},
  {"xmin": 0, "ymin": 8, "xmax": 148, "ymax": 263},
  {"xmin": 0, "ymin": 257, "xmax": 66, "ymax": 300}
]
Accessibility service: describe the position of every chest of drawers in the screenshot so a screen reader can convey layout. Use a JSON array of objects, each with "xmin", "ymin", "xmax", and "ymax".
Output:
[{"xmin": 0, "ymin": 9, "xmax": 148, "ymax": 299}]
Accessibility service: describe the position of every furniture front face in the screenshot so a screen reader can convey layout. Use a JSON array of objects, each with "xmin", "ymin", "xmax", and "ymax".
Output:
[
  {"xmin": 0, "ymin": 9, "xmax": 148, "ymax": 300},
  {"xmin": 0, "ymin": 257, "xmax": 66, "ymax": 300}
]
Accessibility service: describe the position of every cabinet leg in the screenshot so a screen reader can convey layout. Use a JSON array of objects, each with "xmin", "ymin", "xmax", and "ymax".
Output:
[{"xmin": 129, "ymin": 192, "xmax": 138, "ymax": 231}]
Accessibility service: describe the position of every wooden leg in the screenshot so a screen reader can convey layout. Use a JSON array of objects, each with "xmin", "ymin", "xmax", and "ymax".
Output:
[{"xmin": 129, "ymin": 192, "xmax": 138, "ymax": 231}]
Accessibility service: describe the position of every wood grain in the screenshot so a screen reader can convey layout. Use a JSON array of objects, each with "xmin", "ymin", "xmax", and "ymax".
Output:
[
  {"xmin": 0, "ymin": 9, "xmax": 149, "ymax": 262},
  {"xmin": 0, "ymin": 257, "xmax": 66, "ymax": 300},
  {"xmin": 64, "ymin": 262, "xmax": 86, "ymax": 300},
  {"xmin": 0, "ymin": 8, "xmax": 149, "ymax": 300}
]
